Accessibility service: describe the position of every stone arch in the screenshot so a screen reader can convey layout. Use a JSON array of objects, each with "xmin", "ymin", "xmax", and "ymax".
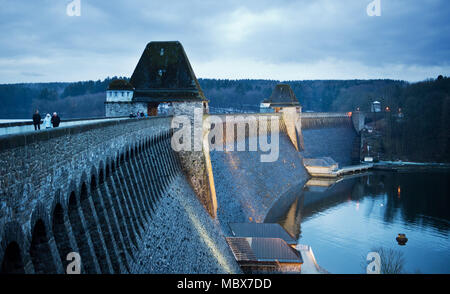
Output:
[
  {"xmin": 120, "ymin": 153, "xmax": 125, "ymax": 164},
  {"xmin": 110, "ymin": 158, "xmax": 115, "ymax": 174},
  {"xmin": 67, "ymin": 186, "xmax": 96, "ymax": 273},
  {"xmin": 130, "ymin": 145, "xmax": 135, "ymax": 159},
  {"xmin": 81, "ymin": 171, "xmax": 110, "ymax": 273},
  {"xmin": 29, "ymin": 217, "xmax": 57, "ymax": 274},
  {"xmin": 0, "ymin": 221, "xmax": 29, "ymax": 274},
  {"xmin": 79, "ymin": 172, "xmax": 89, "ymax": 202},
  {"xmin": 51, "ymin": 201, "xmax": 73, "ymax": 272},
  {"xmin": 100, "ymin": 158, "xmax": 127, "ymax": 272},
  {"xmin": 1, "ymin": 242, "xmax": 24, "ymax": 274},
  {"xmin": 89, "ymin": 166, "xmax": 99, "ymax": 191},
  {"xmin": 125, "ymin": 149, "xmax": 130, "ymax": 161},
  {"xmin": 90, "ymin": 164, "xmax": 119, "ymax": 273},
  {"xmin": 105, "ymin": 162, "xmax": 111, "ymax": 179},
  {"xmin": 98, "ymin": 161, "xmax": 105, "ymax": 185},
  {"xmin": 104, "ymin": 154, "xmax": 136, "ymax": 255}
]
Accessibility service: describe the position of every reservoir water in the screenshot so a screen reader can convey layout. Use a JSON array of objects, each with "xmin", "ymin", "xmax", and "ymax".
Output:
[{"xmin": 267, "ymin": 170, "xmax": 450, "ymax": 274}]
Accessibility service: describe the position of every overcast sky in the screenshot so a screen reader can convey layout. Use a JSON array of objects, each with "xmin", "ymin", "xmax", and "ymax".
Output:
[{"xmin": 0, "ymin": 0, "xmax": 449, "ymax": 83}]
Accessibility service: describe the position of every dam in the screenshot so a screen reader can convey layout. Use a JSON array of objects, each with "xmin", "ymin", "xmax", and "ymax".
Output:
[{"xmin": 0, "ymin": 41, "xmax": 361, "ymax": 274}]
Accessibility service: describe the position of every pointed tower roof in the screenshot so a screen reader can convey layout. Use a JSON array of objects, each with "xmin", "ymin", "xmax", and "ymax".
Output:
[
  {"xmin": 266, "ymin": 84, "xmax": 300, "ymax": 107},
  {"xmin": 130, "ymin": 41, "xmax": 206, "ymax": 103}
]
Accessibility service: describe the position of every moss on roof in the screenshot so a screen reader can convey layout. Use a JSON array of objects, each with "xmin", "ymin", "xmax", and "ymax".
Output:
[{"xmin": 108, "ymin": 79, "xmax": 134, "ymax": 90}]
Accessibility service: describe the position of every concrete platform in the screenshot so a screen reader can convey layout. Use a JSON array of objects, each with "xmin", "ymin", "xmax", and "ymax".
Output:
[{"xmin": 303, "ymin": 157, "xmax": 372, "ymax": 177}]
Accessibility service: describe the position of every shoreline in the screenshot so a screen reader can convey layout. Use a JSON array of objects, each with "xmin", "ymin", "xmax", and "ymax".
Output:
[{"xmin": 372, "ymin": 161, "xmax": 450, "ymax": 172}]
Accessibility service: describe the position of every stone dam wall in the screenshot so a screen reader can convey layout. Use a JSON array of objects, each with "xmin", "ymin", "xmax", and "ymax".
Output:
[
  {"xmin": 0, "ymin": 111, "xmax": 355, "ymax": 274},
  {"xmin": 0, "ymin": 117, "xmax": 239, "ymax": 274},
  {"xmin": 208, "ymin": 113, "xmax": 355, "ymax": 235}
]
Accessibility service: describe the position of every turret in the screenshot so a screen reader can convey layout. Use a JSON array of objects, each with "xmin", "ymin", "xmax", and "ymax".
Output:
[
  {"xmin": 106, "ymin": 79, "xmax": 134, "ymax": 102},
  {"xmin": 264, "ymin": 84, "xmax": 301, "ymax": 113}
]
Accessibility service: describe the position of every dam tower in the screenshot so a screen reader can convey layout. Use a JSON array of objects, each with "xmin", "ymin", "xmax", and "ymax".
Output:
[
  {"xmin": 105, "ymin": 41, "xmax": 209, "ymax": 117},
  {"xmin": 261, "ymin": 84, "xmax": 304, "ymax": 151}
]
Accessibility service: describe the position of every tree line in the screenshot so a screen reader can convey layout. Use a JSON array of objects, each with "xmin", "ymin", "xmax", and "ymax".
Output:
[{"xmin": 0, "ymin": 76, "xmax": 448, "ymax": 162}]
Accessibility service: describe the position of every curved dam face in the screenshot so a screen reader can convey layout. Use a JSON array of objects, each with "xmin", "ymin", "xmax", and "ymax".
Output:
[
  {"xmin": 210, "ymin": 132, "xmax": 307, "ymax": 234},
  {"xmin": 210, "ymin": 123, "xmax": 356, "ymax": 234},
  {"xmin": 264, "ymin": 126, "xmax": 357, "ymax": 240},
  {"xmin": 0, "ymin": 110, "xmax": 355, "ymax": 274},
  {"xmin": 0, "ymin": 117, "xmax": 240, "ymax": 274}
]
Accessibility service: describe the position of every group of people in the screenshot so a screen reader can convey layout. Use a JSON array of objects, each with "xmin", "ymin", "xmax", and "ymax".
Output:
[
  {"xmin": 32, "ymin": 110, "xmax": 61, "ymax": 130},
  {"xmin": 129, "ymin": 111, "xmax": 147, "ymax": 118}
]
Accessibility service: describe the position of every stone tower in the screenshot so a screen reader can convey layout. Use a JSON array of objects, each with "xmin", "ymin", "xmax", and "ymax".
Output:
[
  {"xmin": 105, "ymin": 41, "xmax": 209, "ymax": 117},
  {"xmin": 264, "ymin": 84, "xmax": 303, "ymax": 151}
]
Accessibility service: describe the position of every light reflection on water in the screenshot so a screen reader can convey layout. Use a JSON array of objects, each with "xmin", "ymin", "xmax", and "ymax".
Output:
[{"xmin": 265, "ymin": 171, "xmax": 450, "ymax": 274}]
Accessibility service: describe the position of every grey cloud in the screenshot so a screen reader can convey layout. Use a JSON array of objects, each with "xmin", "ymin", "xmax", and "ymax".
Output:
[{"xmin": 0, "ymin": 0, "xmax": 448, "ymax": 83}]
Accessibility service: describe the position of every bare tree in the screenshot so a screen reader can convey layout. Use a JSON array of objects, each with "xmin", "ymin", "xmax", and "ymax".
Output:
[{"xmin": 362, "ymin": 246, "xmax": 405, "ymax": 274}]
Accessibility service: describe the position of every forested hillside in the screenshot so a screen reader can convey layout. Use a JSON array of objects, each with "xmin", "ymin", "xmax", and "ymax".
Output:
[
  {"xmin": 198, "ymin": 79, "xmax": 406, "ymax": 112},
  {"xmin": 382, "ymin": 76, "xmax": 450, "ymax": 162},
  {"xmin": 0, "ymin": 78, "xmax": 406, "ymax": 118},
  {"xmin": 0, "ymin": 76, "xmax": 448, "ymax": 162},
  {"xmin": 0, "ymin": 77, "xmax": 125, "ymax": 118}
]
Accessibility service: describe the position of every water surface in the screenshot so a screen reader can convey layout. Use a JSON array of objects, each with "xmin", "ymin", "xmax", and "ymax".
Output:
[{"xmin": 267, "ymin": 171, "xmax": 450, "ymax": 274}]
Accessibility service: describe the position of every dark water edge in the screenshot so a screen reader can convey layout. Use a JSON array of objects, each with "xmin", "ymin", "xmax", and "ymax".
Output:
[{"xmin": 266, "ymin": 170, "xmax": 450, "ymax": 274}]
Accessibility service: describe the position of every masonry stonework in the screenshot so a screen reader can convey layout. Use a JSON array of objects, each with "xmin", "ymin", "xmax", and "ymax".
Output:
[
  {"xmin": 105, "ymin": 102, "xmax": 148, "ymax": 117},
  {"xmin": 171, "ymin": 102, "xmax": 216, "ymax": 217},
  {"xmin": 0, "ymin": 117, "xmax": 181, "ymax": 273}
]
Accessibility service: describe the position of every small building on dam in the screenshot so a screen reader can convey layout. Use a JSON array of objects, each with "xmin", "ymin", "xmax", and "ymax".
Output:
[{"xmin": 0, "ymin": 41, "xmax": 359, "ymax": 274}]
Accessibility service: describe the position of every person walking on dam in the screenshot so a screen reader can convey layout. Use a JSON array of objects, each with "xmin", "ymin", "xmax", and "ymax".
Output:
[
  {"xmin": 43, "ymin": 113, "xmax": 52, "ymax": 129},
  {"xmin": 32, "ymin": 109, "xmax": 41, "ymax": 130},
  {"xmin": 51, "ymin": 112, "xmax": 61, "ymax": 127}
]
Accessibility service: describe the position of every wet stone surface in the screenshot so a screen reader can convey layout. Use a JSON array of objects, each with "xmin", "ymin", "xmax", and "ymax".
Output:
[{"xmin": 130, "ymin": 174, "xmax": 241, "ymax": 274}]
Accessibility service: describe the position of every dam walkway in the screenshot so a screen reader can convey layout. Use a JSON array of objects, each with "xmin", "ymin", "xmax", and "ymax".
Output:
[{"xmin": 0, "ymin": 116, "xmax": 129, "ymax": 136}]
